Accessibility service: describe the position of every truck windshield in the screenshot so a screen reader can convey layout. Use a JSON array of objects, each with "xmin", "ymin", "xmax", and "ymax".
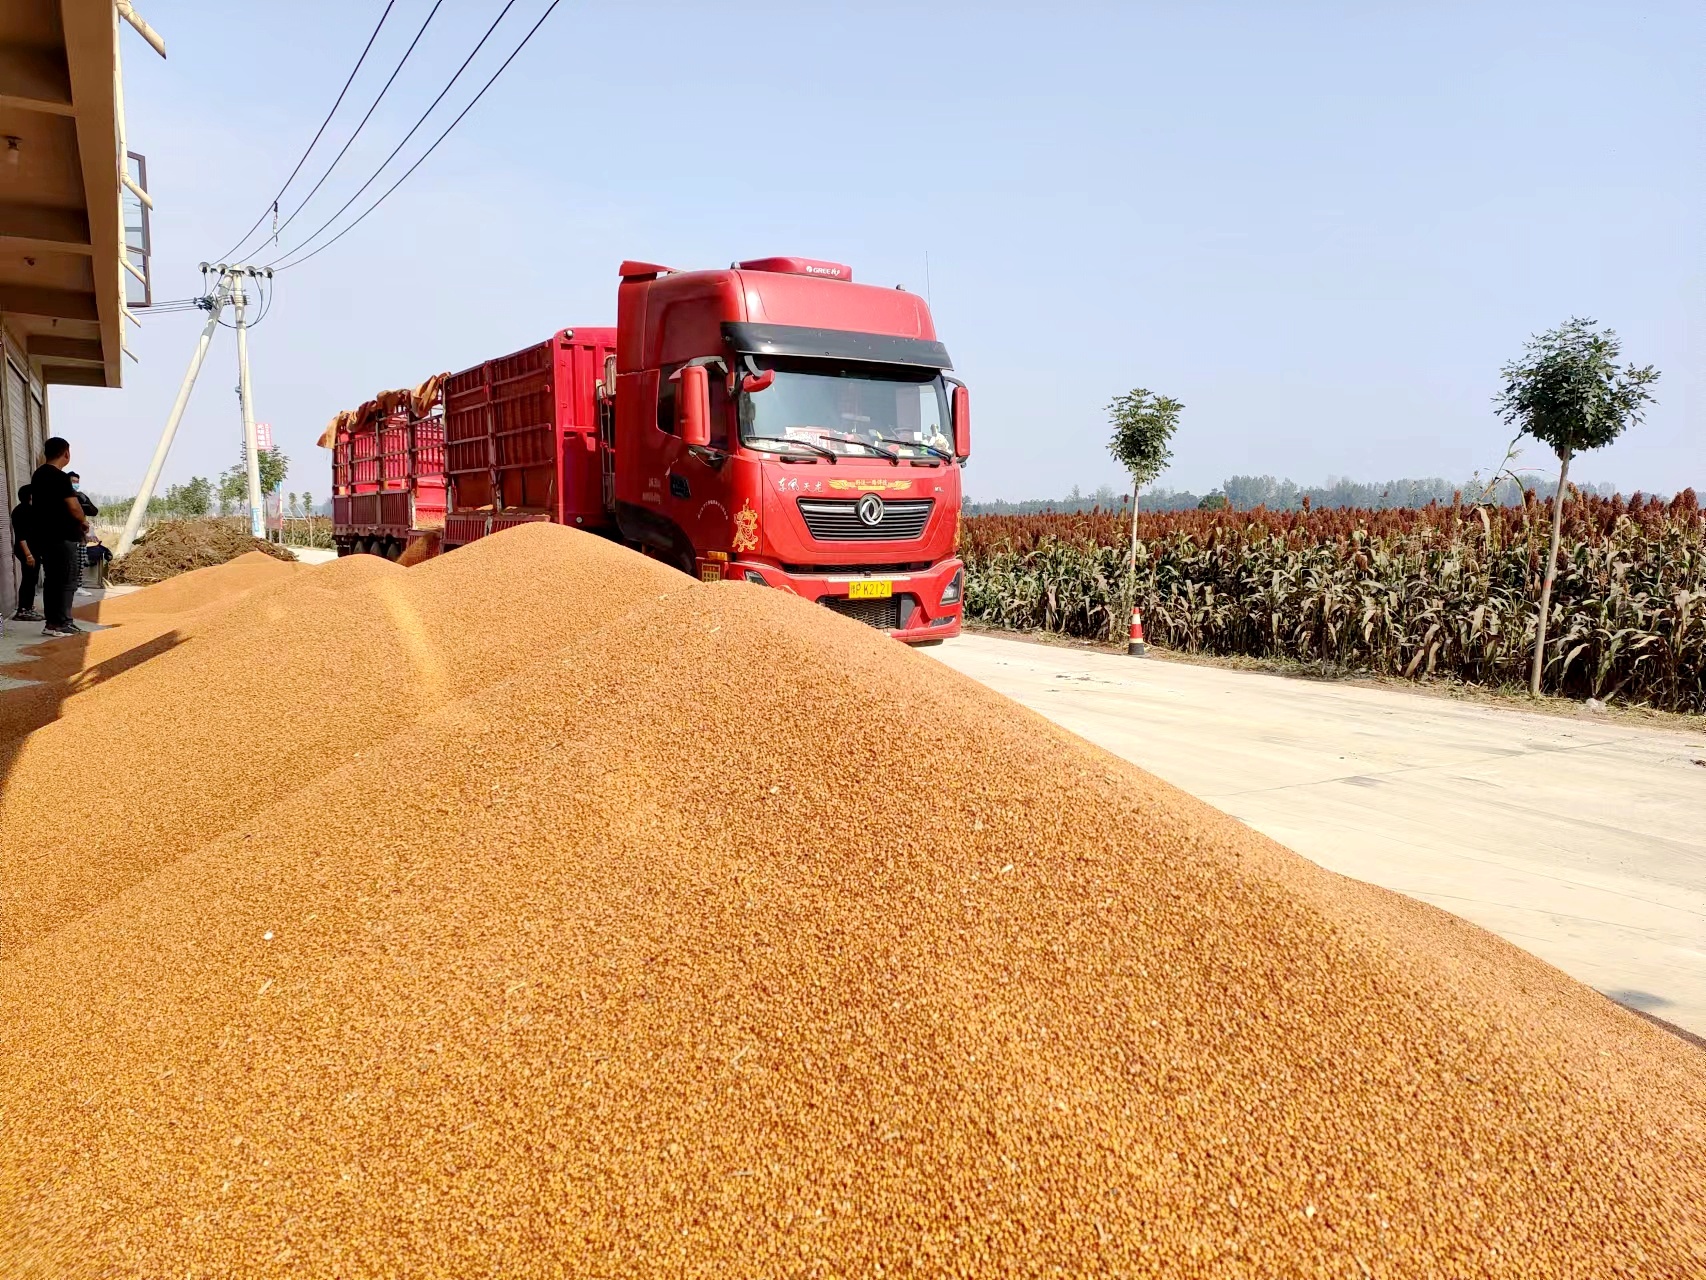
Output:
[{"xmin": 738, "ymin": 360, "xmax": 952, "ymax": 460}]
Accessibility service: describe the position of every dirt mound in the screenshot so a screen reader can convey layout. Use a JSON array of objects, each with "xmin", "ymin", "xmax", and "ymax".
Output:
[
  {"xmin": 0, "ymin": 524, "xmax": 683, "ymax": 950},
  {"xmin": 1, "ymin": 546, "xmax": 1702, "ymax": 1275},
  {"xmin": 108, "ymin": 520, "xmax": 295, "ymax": 586}
]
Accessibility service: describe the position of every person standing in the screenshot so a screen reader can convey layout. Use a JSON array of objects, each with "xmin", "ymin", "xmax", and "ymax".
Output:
[
  {"xmin": 31, "ymin": 438, "xmax": 89, "ymax": 637},
  {"xmin": 10, "ymin": 483, "xmax": 42, "ymax": 622},
  {"xmin": 65, "ymin": 470, "xmax": 98, "ymax": 596}
]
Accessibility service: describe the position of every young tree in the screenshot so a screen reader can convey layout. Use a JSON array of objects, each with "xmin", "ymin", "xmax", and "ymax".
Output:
[
  {"xmin": 217, "ymin": 464, "xmax": 247, "ymax": 516},
  {"xmin": 1494, "ymin": 318, "xmax": 1658, "ymax": 697},
  {"xmin": 258, "ymin": 446, "xmax": 289, "ymax": 495},
  {"xmin": 1107, "ymin": 388, "xmax": 1184, "ymax": 570},
  {"xmin": 164, "ymin": 476, "xmax": 212, "ymax": 517}
]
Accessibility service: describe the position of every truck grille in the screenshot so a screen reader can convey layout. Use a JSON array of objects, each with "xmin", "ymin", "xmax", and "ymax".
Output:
[
  {"xmin": 821, "ymin": 594, "xmax": 902, "ymax": 630},
  {"xmin": 797, "ymin": 497, "xmax": 934, "ymax": 541}
]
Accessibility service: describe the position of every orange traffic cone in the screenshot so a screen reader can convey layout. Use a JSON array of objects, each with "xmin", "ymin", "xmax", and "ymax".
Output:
[{"xmin": 1127, "ymin": 605, "xmax": 1147, "ymax": 657}]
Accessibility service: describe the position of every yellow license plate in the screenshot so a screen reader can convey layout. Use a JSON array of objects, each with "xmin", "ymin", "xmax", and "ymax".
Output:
[{"xmin": 848, "ymin": 579, "xmax": 893, "ymax": 599}]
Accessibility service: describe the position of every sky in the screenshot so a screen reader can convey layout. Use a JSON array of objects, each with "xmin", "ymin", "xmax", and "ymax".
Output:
[{"xmin": 57, "ymin": 1, "xmax": 1702, "ymax": 502}]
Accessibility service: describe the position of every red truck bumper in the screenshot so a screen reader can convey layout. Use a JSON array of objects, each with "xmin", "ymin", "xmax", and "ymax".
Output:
[{"xmin": 718, "ymin": 557, "xmax": 964, "ymax": 644}]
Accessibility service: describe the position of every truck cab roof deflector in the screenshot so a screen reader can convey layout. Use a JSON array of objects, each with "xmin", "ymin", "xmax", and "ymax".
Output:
[{"xmin": 722, "ymin": 322, "xmax": 953, "ymax": 371}]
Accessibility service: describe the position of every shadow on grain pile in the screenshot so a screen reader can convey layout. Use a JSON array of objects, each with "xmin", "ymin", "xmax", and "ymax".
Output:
[
  {"xmin": 0, "ymin": 554, "xmax": 307, "ymax": 828},
  {"xmin": 0, "ymin": 527, "xmax": 679, "ymax": 953},
  {"xmin": 1, "ymin": 532, "xmax": 1703, "ymax": 1276}
]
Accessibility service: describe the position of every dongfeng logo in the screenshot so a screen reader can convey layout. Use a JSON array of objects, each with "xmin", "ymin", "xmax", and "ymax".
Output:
[{"xmin": 856, "ymin": 493, "xmax": 885, "ymax": 526}]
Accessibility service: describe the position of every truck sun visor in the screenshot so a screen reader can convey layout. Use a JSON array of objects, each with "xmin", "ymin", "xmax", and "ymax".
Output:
[{"xmin": 721, "ymin": 323, "xmax": 953, "ymax": 371}]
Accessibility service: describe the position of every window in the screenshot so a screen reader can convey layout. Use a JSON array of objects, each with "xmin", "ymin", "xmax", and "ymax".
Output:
[
  {"xmin": 656, "ymin": 372, "xmax": 676, "ymax": 436},
  {"xmin": 739, "ymin": 360, "xmax": 951, "ymax": 459},
  {"xmin": 656, "ymin": 363, "xmax": 730, "ymax": 448}
]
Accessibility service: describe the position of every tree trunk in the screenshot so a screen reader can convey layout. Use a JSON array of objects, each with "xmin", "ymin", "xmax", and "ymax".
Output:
[
  {"xmin": 1127, "ymin": 482, "xmax": 1141, "ymax": 574},
  {"xmin": 1529, "ymin": 450, "xmax": 1570, "ymax": 698}
]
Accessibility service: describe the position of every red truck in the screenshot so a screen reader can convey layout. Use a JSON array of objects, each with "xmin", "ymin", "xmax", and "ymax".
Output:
[
  {"xmin": 331, "ymin": 255, "xmax": 969, "ymax": 642},
  {"xmin": 327, "ymin": 379, "xmax": 447, "ymax": 558}
]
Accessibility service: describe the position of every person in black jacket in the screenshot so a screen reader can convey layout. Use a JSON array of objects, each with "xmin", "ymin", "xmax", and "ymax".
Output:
[
  {"xmin": 65, "ymin": 471, "xmax": 98, "ymax": 595},
  {"xmin": 10, "ymin": 483, "xmax": 42, "ymax": 622},
  {"xmin": 31, "ymin": 438, "xmax": 90, "ymax": 636},
  {"xmin": 66, "ymin": 472, "xmax": 99, "ymax": 517}
]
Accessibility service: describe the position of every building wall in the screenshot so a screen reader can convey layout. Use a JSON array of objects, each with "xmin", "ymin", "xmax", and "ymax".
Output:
[{"xmin": 0, "ymin": 313, "xmax": 52, "ymax": 615}]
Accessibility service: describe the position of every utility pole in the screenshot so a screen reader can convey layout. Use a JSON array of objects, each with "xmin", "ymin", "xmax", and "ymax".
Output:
[
  {"xmin": 232, "ymin": 272, "xmax": 265, "ymax": 538},
  {"xmin": 116, "ymin": 262, "xmax": 273, "ymax": 556}
]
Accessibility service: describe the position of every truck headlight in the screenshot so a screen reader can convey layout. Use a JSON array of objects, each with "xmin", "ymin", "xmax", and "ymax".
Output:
[
  {"xmin": 744, "ymin": 569, "xmax": 767, "ymax": 585},
  {"xmin": 939, "ymin": 569, "xmax": 963, "ymax": 606}
]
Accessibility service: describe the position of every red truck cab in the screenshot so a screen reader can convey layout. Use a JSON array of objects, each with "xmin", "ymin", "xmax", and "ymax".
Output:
[
  {"xmin": 611, "ymin": 257, "xmax": 968, "ymax": 641},
  {"xmin": 337, "ymin": 256, "xmax": 970, "ymax": 642}
]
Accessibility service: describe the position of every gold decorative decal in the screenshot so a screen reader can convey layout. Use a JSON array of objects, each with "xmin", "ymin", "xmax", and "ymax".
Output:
[
  {"xmin": 827, "ymin": 478, "xmax": 913, "ymax": 493},
  {"xmin": 732, "ymin": 500, "xmax": 760, "ymax": 552}
]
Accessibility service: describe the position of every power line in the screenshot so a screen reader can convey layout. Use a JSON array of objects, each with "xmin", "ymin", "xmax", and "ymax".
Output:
[
  {"xmin": 217, "ymin": 0, "xmax": 398, "ymax": 263},
  {"xmin": 261, "ymin": 0, "xmax": 448, "ymax": 252},
  {"xmin": 273, "ymin": 0, "xmax": 563, "ymax": 273},
  {"xmin": 260, "ymin": 0, "xmax": 521, "ymax": 270}
]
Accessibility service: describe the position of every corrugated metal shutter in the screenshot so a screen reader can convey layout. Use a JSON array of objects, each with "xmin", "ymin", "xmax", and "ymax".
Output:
[
  {"xmin": 28, "ymin": 371, "xmax": 46, "ymax": 463},
  {"xmin": 5, "ymin": 359, "xmax": 29, "ymax": 498},
  {"xmin": 0, "ymin": 359, "xmax": 20, "ymax": 614}
]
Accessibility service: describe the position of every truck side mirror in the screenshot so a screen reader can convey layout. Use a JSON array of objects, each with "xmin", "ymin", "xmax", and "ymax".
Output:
[
  {"xmin": 951, "ymin": 384, "xmax": 971, "ymax": 460},
  {"xmin": 741, "ymin": 369, "xmax": 775, "ymax": 394},
  {"xmin": 678, "ymin": 364, "xmax": 711, "ymax": 448}
]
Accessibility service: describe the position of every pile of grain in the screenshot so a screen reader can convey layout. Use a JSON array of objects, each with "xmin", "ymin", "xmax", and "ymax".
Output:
[
  {"xmin": 108, "ymin": 519, "xmax": 295, "ymax": 585},
  {"xmin": 397, "ymin": 530, "xmax": 441, "ymax": 566},
  {"xmin": 0, "ymin": 553, "xmax": 374, "ymax": 748},
  {"xmin": 1, "ymin": 525, "xmax": 679, "ymax": 950},
  {"xmin": 1, "ymin": 525, "xmax": 1702, "ymax": 1276},
  {"xmin": 78, "ymin": 549, "xmax": 303, "ymax": 622}
]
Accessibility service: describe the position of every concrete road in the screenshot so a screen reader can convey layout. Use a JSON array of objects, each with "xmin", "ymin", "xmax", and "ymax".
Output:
[{"xmin": 928, "ymin": 632, "xmax": 1706, "ymax": 1038}]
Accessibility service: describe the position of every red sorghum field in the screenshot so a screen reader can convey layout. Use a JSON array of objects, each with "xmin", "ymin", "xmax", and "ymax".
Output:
[
  {"xmin": 1, "ymin": 525, "xmax": 1702, "ymax": 1275},
  {"xmin": 961, "ymin": 491, "xmax": 1706, "ymax": 712}
]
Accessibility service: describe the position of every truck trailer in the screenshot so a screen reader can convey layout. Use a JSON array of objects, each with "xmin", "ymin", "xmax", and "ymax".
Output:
[
  {"xmin": 326, "ymin": 379, "xmax": 446, "ymax": 559},
  {"xmin": 330, "ymin": 255, "xmax": 970, "ymax": 642}
]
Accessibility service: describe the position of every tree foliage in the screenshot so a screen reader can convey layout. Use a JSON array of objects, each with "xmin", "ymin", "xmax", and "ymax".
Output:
[
  {"xmin": 217, "ymin": 465, "xmax": 247, "ymax": 515},
  {"xmin": 165, "ymin": 476, "xmax": 212, "ymax": 517},
  {"xmin": 259, "ymin": 446, "xmax": 289, "ymax": 494},
  {"xmin": 1106, "ymin": 389, "xmax": 1183, "ymax": 488},
  {"xmin": 218, "ymin": 447, "xmax": 290, "ymax": 514},
  {"xmin": 1494, "ymin": 318, "xmax": 1657, "ymax": 461}
]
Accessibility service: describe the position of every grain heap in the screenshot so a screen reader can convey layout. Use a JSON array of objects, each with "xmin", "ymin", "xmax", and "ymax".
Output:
[
  {"xmin": 107, "ymin": 520, "xmax": 295, "ymax": 585},
  {"xmin": 0, "ymin": 554, "xmax": 307, "ymax": 748},
  {"xmin": 1, "ymin": 526, "xmax": 1702, "ymax": 1277},
  {"xmin": 77, "ymin": 549, "xmax": 303, "ymax": 624},
  {"xmin": 0, "ymin": 526, "xmax": 679, "ymax": 949}
]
